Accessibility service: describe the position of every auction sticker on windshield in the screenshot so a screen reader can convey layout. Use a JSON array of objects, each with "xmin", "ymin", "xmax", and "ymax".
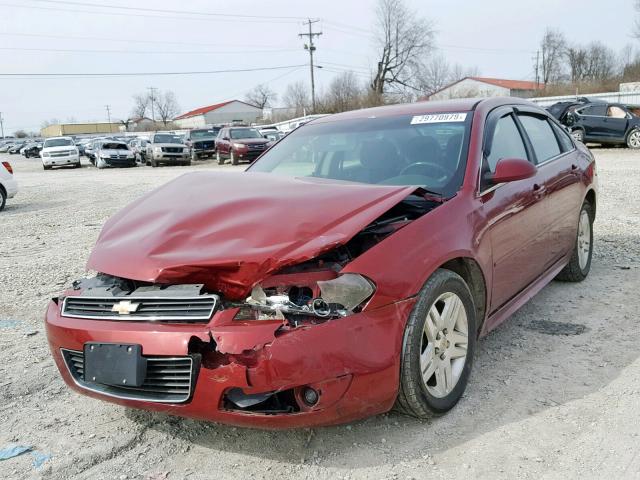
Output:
[{"xmin": 411, "ymin": 113, "xmax": 467, "ymax": 124}]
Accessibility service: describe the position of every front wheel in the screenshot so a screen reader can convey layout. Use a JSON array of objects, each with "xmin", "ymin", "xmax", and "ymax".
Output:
[
  {"xmin": 0, "ymin": 188, "xmax": 6, "ymax": 211},
  {"xmin": 217, "ymin": 151, "xmax": 225, "ymax": 165},
  {"xmin": 626, "ymin": 129, "xmax": 640, "ymax": 149},
  {"xmin": 230, "ymin": 150, "xmax": 238, "ymax": 165},
  {"xmin": 556, "ymin": 201, "xmax": 593, "ymax": 282},
  {"xmin": 395, "ymin": 269, "xmax": 476, "ymax": 419}
]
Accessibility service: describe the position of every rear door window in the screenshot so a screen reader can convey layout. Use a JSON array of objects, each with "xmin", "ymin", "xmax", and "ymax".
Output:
[
  {"xmin": 550, "ymin": 122, "xmax": 574, "ymax": 152},
  {"xmin": 517, "ymin": 114, "xmax": 561, "ymax": 163},
  {"xmin": 579, "ymin": 105, "xmax": 607, "ymax": 117}
]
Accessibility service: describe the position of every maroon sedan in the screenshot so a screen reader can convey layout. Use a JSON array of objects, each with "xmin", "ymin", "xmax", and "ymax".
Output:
[
  {"xmin": 45, "ymin": 97, "xmax": 596, "ymax": 428},
  {"xmin": 215, "ymin": 126, "xmax": 270, "ymax": 165}
]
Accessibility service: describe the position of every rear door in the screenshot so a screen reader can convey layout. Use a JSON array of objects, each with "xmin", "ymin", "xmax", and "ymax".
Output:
[
  {"xmin": 602, "ymin": 105, "xmax": 629, "ymax": 141},
  {"xmin": 515, "ymin": 109, "xmax": 583, "ymax": 266},
  {"xmin": 480, "ymin": 107, "xmax": 551, "ymax": 312}
]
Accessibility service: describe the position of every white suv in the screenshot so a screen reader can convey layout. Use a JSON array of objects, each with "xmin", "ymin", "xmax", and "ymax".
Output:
[
  {"xmin": 41, "ymin": 136, "xmax": 81, "ymax": 170},
  {"xmin": 0, "ymin": 161, "xmax": 18, "ymax": 211}
]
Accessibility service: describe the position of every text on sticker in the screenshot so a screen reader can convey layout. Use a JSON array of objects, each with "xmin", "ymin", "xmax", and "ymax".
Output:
[{"xmin": 411, "ymin": 113, "xmax": 468, "ymax": 124}]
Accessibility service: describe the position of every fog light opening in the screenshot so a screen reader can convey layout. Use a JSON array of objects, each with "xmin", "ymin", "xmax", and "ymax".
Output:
[{"xmin": 302, "ymin": 387, "xmax": 319, "ymax": 406}]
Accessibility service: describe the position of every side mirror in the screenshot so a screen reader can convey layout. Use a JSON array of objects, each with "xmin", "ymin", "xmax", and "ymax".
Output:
[
  {"xmin": 223, "ymin": 136, "xmax": 230, "ymax": 141},
  {"xmin": 490, "ymin": 158, "xmax": 537, "ymax": 184}
]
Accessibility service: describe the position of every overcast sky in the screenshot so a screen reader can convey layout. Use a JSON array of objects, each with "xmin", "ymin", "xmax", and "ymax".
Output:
[{"xmin": 0, "ymin": 0, "xmax": 637, "ymax": 133}]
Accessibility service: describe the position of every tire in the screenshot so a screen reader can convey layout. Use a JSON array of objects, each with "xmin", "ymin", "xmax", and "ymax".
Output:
[
  {"xmin": 191, "ymin": 150, "xmax": 197, "ymax": 162},
  {"xmin": 626, "ymin": 129, "xmax": 640, "ymax": 149},
  {"xmin": 571, "ymin": 129, "xmax": 585, "ymax": 143},
  {"xmin": 0, "ymin": 187, "xmax": 6, "ymax": 212},
  {"xmin": 74, "ymin": 162, "xmax": 81, "ymax": 168},
  {"xmin": 184, "ymin": 160, "xmax": 192, "ymax": 166},
  {"xmin": 24, "ymin": 152, "xmax": 29, "ymax": 158},
  {"xmin": 151, "ymin": 159, "xmax": 158, "ymax": 167},
  {"xmin": 556, "ymin": 201, "xmax": 594, "ymax": 282},
  {"xmin": 43, "ymin": 164, "xmax": 52, "ymax": 170},
  {"xmin": 217, "ymin": 151, "xmax": 225, "ymax": 165},
  {"xmin": 395, "ymin": 269, "xmax": 476, "ymax": 419},
  {"xmin": 230, "ymin": 150, "xmax": 238, "ymax": 165}
]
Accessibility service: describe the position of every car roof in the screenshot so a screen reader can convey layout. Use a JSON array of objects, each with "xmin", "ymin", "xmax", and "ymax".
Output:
[{"xmin": 310, "ymin": 97, "xmax": 534, "ymax": 124}]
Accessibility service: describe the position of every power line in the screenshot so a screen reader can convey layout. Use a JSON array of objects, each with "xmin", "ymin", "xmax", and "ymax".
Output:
[
  {"xmin": 0, "ymin": 46, "xmax": 300, "ymax": 55},
  {"xmin": 0, "ymin": 32, "xmax": 291, "ymax": 49},
  {"xmin": 0, "ymin": 64, "xmax": 308, "ymax": 79},
  {"xmin": 29, "ymin": 0, "xmax": 307, "ymax": 20},
  {"xmin": 299, "ymin": 19, "xmax": 322, "ymax": 113},
  {"xmin": 2, "ymin": 1, "xmax": 301, "ymax": 24}
]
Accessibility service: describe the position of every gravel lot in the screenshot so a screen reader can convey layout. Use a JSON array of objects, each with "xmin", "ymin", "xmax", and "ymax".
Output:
[{"xmin": 0, "ymin": 149, "xmax": 639, "ymax": 480}]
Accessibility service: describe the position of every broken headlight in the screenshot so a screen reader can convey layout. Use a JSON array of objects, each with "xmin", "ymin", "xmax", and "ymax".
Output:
[{"xmin": 234, "ymin": 273, "xmax": 375, "ymax": 321}]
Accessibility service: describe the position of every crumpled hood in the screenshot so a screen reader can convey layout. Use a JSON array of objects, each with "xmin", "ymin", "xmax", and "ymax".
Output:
[{"xmin": 87, "ymin": 172, "xmax": 417, "ymax": 299}]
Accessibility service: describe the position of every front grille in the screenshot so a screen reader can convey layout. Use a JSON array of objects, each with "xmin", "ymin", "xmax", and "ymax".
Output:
[
  {"xmin": 61, "ymin": 349, "xmax": 197, "ymax": 403},
  {"xmin": 161, "ymin": 147, "xmax": 184, "ymax": 153},
  {"xmin": 194, "ymin": 141, "xmax": 214, "ymax": 149},
  {"xmin": 62, "ymin": 295, "xmax": 218, "ymax": 322},
  {"xmin": 248, "ymin": 144, "xmax": 267, "ymax": 151},
  {"xmin": 50, "ymin": 150, "xmax": 74, "ymax": 157},
  {"xmin": 109, "ymin": 154, "xmax": 129, "ymax": 159}
]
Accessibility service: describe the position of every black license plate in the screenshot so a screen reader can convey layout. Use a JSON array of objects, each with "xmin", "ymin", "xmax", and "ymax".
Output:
[{"xmin": 84, "ymin": 343, "xmax": 147, "ymax": 387}]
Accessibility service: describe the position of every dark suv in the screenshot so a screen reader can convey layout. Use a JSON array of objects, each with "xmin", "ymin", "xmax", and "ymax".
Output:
[
  {"xmin": 184, "ymin": 127, "xmax": 221, "ymax": 160},
  {"xmin": 551, "ymin": 100, "xmax": 640, "ymax": 148},
  {"xmin": 215, "ymin": 127, "xmax": 271, "ymax": 165}
]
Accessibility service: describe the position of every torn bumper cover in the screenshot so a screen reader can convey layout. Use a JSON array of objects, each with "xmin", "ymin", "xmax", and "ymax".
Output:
[{"xmin": 45, "ymin": 297, "xmax": 415, "ymax": 428}]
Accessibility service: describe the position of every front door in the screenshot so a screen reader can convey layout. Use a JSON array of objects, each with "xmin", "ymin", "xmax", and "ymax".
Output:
[{"xmin": 479, "ymin": 108, "xmax": 551, "ymax": 312}]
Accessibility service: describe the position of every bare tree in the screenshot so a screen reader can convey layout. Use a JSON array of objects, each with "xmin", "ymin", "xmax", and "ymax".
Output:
[
  {"xmin": 565, "ymin": 45, "xmax": 589, "ymax": 84},
  {"xmin": 40, "ymin": 118, "xmax": 60, "ymax": 129},
  {"xmin": 415, "ymin": 55, "xmax": 451, "ymax": 96},
  {"xmin": 245, "ymin": 84, "xmax": 277, "ymax": 109},
  {"xmin": 583, "ymin": 42, "xmax": 616, "ymax": 82},
  {"xmin": 283, "ymin": 80, "xmax": 311, "ymax": 116},
  {"xmin": 13, "ymin": 130, "xmax": 27, "ymax": 138},
  {"xmin": 131, "ymin": 93, "xmax": 150, "ymax": 119},
  {"xmin": 634, "ymin": 0, "xmax": 640, "ymax": 39},
  {"xmin": 154, "ymin": 91, "xmax": 180, "ymax": 126},
  {"xmin": 370, "ymin": 0, "xmax": 435, "ymax": 95},
  {"xmin": 540, "ymin": 28, "xmax": 567, "ymax": 84},
  {"xmin": 322, "ymin": 71, "xmax": 363, "ymax": 113}
]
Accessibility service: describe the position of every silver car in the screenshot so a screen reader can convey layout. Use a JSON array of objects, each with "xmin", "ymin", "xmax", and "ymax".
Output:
[{"xmin": 145, "ymin": 133, "xmax": 190, "ymax": 167}]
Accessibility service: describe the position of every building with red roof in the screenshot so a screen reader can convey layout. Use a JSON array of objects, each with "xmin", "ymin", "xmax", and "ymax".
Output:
[
  {"xmin": 426, "ymin": 76, "xmax": 544, "ymax": 101},
  {"xmin": 173, "ymin": 100, "xmax": 262, "ymax": 128}
]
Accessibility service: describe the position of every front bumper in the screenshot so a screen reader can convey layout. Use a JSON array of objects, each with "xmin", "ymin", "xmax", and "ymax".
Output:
[
  {"xmin": 45, "ymin": 298, "xmax": 415, "ymax": 428},
  {"xmin": 152, "ymin": 153, "xmax": 189, "ymax": 162},
  {"xmin": 42, "ymin": 154, "xmax": 80, "ymax": 166}
]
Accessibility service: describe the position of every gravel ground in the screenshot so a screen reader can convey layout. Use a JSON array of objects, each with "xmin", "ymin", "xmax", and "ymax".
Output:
[{"xmin": 0, "ymin": 149, "xmax": 638, "ymax": 480}]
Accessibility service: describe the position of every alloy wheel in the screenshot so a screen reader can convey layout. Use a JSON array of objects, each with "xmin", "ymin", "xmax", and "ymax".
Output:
[
  {"xmin": 577, "ymin": 209, "xmax": 591, "ymax": 270},
  {"xmin": 628, "ymin": 130, "xmax": 640, "ymax": 149},
  {"xmin": 420, "ymin": 292, "xmax": 469, "ymax": 398}
]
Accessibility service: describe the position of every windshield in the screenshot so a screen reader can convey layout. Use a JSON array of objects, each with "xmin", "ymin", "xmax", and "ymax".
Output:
[
  {"xmin": 44, "ymin": 138, "xmax": 74, "ymax": 148},
  {"xmin": 102, "ymin": 142, "xmax": 128, "ymax": 150},
  {"xmin": 153, "ymin": 134, "xmax": 183, "ymax": 144},
  {"xmin": 230, "ymin": 128, "xmax": 262, "ymax": 139},
  {"xmin": 249, "ymin": 112, "xmax": 472, "ymax": 196},
  {"xmin": 191, "ymin": 129, "xmax": 219, "ymax": 139}
]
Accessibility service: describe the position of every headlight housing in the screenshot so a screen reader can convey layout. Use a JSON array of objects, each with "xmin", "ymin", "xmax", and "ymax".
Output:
[
  {"xmin": 153, "ymin": 146, "xmax": 162, "ymax": 153},
  {"xmin": 235, "ymin": 273, "xmax": 375, "ymax": 322},
  {"xmin": 232, "ymin": 143, "xmax": 247, "ymax": 149},
  {"xmin": 42, "ymin": 152, "xmax": 50, "ymax": 157}
]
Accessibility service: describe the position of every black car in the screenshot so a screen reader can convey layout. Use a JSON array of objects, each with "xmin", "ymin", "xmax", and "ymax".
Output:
[
  {"xmin": 22, "ymin": 142, "xmax": 43, "ymax": 158},
  {"xmin": 184, "ymin": 127, "xmax": 221, "ymax": 160},
  {"xmin": 549, "ymin": 99, "xmax": 640, "ymax": 148}
]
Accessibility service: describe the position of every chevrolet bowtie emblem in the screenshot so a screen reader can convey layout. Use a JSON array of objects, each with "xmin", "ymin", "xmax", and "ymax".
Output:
[{"xmin": 111, "ymin": 300, "xmax": 140, "ymax": 315}]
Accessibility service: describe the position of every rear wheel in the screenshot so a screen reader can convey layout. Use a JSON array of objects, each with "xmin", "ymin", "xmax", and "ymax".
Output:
[
  {"xmin": 0, "ymin": 188, "xmax": 6, "ymax": 211},
  {"xmin": 395, "ymin": 269, "xmax": 476, "ymax": 419},
  {"xmin": 556, "ymin": 201, "xmax": 593, "ymax": 282},
  {"xmin": 626, "ymin": 129, "xmax": 640, "ymax": 149}
]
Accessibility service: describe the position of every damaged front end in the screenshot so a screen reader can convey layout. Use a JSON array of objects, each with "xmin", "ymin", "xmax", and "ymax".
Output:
[{"xmin": 46, "ymin": 173, "xmax": 444, "ymax": 427}]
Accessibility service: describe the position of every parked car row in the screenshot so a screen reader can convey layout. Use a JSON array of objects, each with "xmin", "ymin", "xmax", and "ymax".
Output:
[{"xmin": 547, "ymin": 97, "xmax": 640, "ymax": 148}]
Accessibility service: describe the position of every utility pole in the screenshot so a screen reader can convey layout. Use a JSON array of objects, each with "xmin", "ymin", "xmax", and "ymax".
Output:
[
  {"xmin": 147, "ymin": 87, "xmax": 158, "ymax": 127},
  {"xmin": 299, "ymin": 19, "xmax": 322, "ymax": 113},
  {"xmin": 0, "ymin": 112, "xmax": 4, "ymax": 139},
  {"xmin": 534, "ymin": 50, "xmax": 540, "ymax": 89},
  {"xmin": 105, "ymin": 105, "xmax": 112, "ymax": 133}
]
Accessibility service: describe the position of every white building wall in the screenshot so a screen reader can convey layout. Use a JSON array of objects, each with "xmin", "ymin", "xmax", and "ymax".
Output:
[
  {"xmin": 430, "ymin": 78, "xmax": 509, "ymax": 100},
  {"xmin": 202, "ymin": 102, "xmax": 262, "ymax": 125},
  {"xmin": 174, "ymin": 115, "xmax": 207, "ymax": 129}
]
